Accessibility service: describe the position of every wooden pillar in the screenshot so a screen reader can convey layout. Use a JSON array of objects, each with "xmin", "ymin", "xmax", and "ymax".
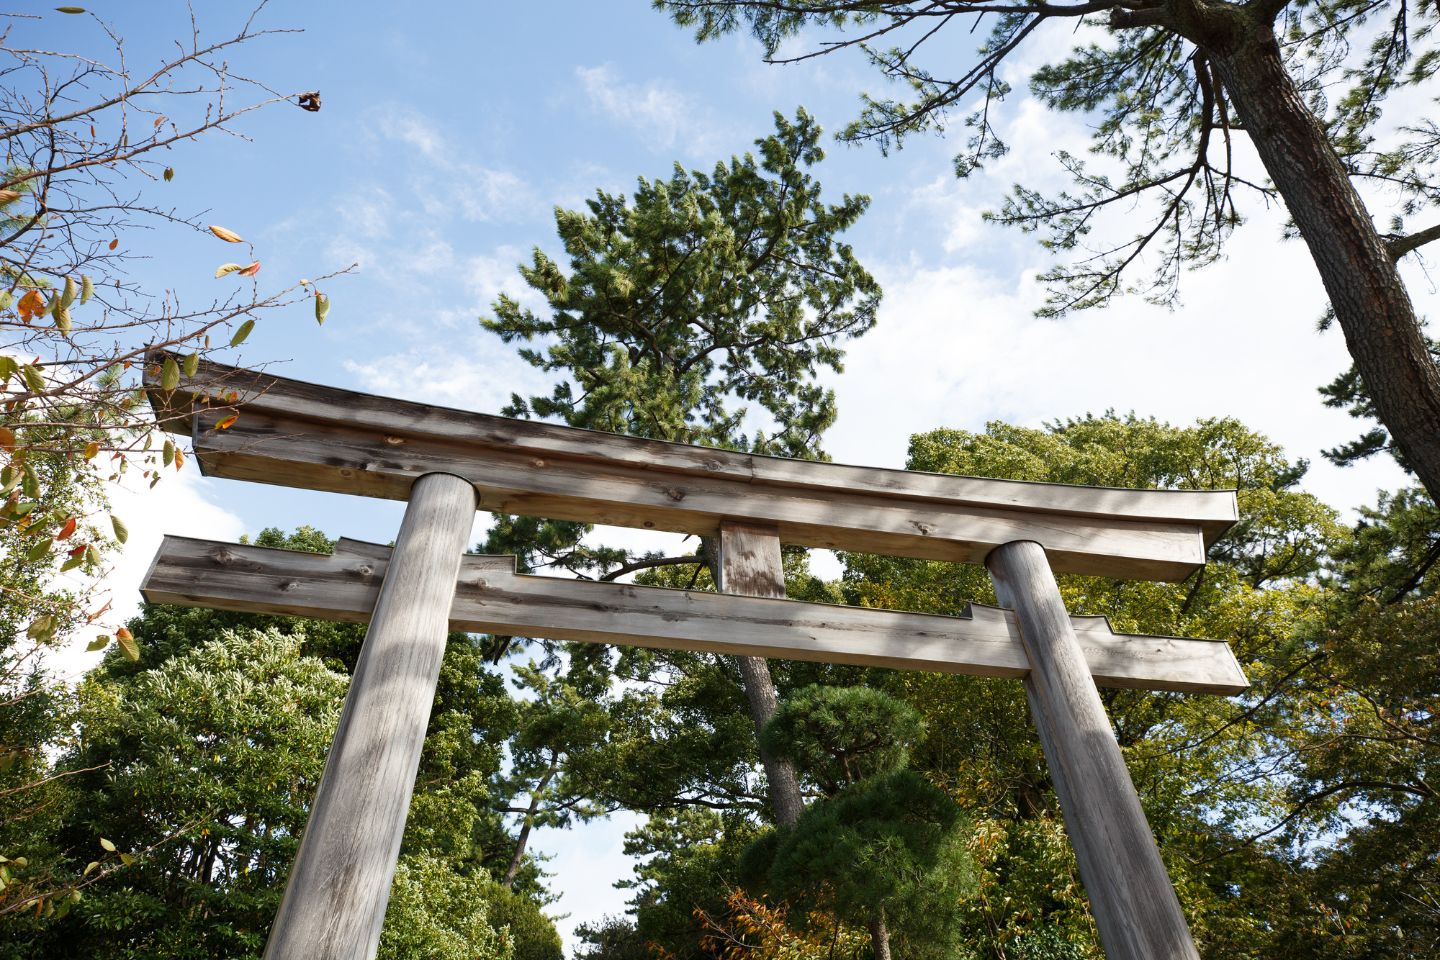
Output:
[
  {"xmin": 716, "ymin": 520, "xmax": 804, "ymax": 828},
  {"xmin": 985, "ymin": 540, "xmax": 1200, "ymax": 960},
  {"xmin": 263, "ymin": 472, "xmax": 477, "ymax": 960}
]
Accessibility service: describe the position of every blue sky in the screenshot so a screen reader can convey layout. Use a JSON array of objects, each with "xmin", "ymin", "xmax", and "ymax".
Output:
[{"xmin": 24, "ymin": 0, "xmax": 1428, "ymax": 950}]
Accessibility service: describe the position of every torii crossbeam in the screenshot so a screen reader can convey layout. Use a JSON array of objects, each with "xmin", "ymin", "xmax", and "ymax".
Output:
[{"xmin": 142, "ymin": 354, "xmax": 1242, "ymax": 960}]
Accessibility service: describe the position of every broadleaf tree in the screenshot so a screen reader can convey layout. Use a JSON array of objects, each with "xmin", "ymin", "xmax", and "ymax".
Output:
[{"xmin": 656, "ymin": 0, "xmax": 1440, "ymax": 505}]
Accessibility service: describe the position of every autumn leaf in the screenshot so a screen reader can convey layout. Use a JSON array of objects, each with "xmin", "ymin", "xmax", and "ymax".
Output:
[
  {"xmin": 107, "ymin": 238, "xmax": 118, "ymax": 251},
  {"xmin": 86, "ymin": 636, "xmax": 109, "ymax": 652},
  {"xmin": 17, "ymin": 290, "xmax": 44, "ymax": 323},
  {"xmin": 83, "ymin": 440, "xmax": 100, "ymax": 459},
  {"xmin": 229, "ymin": 318, "xmax": 255, "ymax": 346},
  {"xmin": 315, "ymin": 292, "xmax": 331, "ymax": 325},
  {"xmin": 216, "ymin": 414, "xmax": 238, "ymax": 430},
  {"xmin": 0, "ymin": 189, "xmax": 20, "ymax": 205},
  {"xmin": 214, "ymin": 263, "xmax": 245, "ymax": 279},
  {"xmin": 99, "ymin": 837, "xmax": 116, "ymax": 853},
  {"xmin": 161, "ymin": 356, "xmax": 180, "ymax": 391},
  {"xmin": 56, "ymin": 516, "xmax": 77, "ymax": 541},
  {"xmin": 174, "ymin": 448, "xmax": 185, "ymax": 471},
  {"xmin": 79, "ymin": 275, "xmax": 93, "ymax": 304},
  {"xmin": 110, "ymin": 514, "xmax": 128, "ymax": 544},
  {"xmin": 163, "ymin": 167, "xmax": 174, "ymax": 182},
  {"xmin": 238, "ymin": 260, "xmax": 261, "ymax": 277},
  {"xmin": 208, "ymin": 224, "xmax": 244, "ymax": 243},
  {"xmin": 115, "ymin": 628, "xmax": 139, "ymax": 661}
]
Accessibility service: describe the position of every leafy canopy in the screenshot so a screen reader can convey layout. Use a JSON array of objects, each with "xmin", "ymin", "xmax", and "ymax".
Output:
[{"xmin": 484, "ymin": 108, "xmax": 879, "ymax": 459}]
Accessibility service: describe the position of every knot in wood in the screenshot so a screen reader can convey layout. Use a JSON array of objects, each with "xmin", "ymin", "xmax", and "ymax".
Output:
[
  {"xmin": 384, "ymin": 435, "xmax": 405, "ymax": 445},
  {"xmin": 665, "ymin": 487, "xmax": 686, "ymax": 501}
]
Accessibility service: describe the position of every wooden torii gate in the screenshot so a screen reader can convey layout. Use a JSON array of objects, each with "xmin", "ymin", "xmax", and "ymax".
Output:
[{"xmin": 141, "ymin": 354, "xmax": 1244, "ymax": 960}]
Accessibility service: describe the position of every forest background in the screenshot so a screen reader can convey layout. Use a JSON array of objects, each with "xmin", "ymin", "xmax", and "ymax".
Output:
[{"xmin": 1, "ymin": 1, "xmax": 1436, "ymax": 958}]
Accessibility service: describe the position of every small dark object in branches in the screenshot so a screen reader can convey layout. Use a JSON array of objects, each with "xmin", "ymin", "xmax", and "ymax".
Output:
[{"xmin": 296, "ymin": 91, "xmax": 321, "ymax": 112}]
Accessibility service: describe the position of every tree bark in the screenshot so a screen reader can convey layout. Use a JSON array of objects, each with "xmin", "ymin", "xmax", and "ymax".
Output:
[
  {"xmin": 502, "ymin": 756, "xmax": 560, "ymax": 888},
  {"xmin": 868, "ymin": 909, "xmax": 893, "ymax": 960},
  {"xmin": 1207, "ymin": 23, "xmax": 1440, "ymax": 503},
  {"xmin": 708, "ymin": 525, "xmax": 805, "ymax": 828}
]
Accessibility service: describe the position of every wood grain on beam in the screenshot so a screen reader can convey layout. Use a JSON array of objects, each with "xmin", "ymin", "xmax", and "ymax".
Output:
[
  {"xmin": 142, "ymin": 536, "xmax": 1249, "ymax": 696},
  {"xmin": 144, "ymin": 354, "xmax": 1236, "ymax": 581},
  {"xmin": 988, "ymin": 540, "xmax": 1201, "ymax": 960}
]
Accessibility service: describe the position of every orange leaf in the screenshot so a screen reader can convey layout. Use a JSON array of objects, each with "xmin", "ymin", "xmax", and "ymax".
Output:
[
  {"xmin": 174, "ymin": 448, "xmax": 185, "ymax": 471},
  {"xmin": 67, "ymin": 544, "xmax": 86, "ymax": 558},
  {"xmin": 208, "ymin": 225, "xmax": 244, "ymax": 243},
  {"xmin": 238, "ymin": 260, "xmax": 261, "ymax": 277},
  {"xmin": 56, "ymin": 516, "xmax": 77, "ymax": 541},
  {"xmin": 108, "ymin": 238, "xmax": 118, "ymax": 250},
  {"xmin": 116, "ymin": 627, "xmax": 133, "ymax": 641},
  {"xmin": 0, "ymin": 426, "xmax": 13, "ymax": 450},
  {"xmin": 83, "ymin": 440, "xmax": 100, "ymax": 459},
  {"xmin": 17, "ymin": 290, "xmax": 44, "ymax": 323},
  {"xmin": 216, "ymin": 414, "xmax": 238, "ymax": 430}
]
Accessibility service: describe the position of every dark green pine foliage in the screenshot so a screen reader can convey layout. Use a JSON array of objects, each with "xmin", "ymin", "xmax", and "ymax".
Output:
[
  {"xmin": 746, "ymin": 685, "xmax": 974, "ymax": 959},
  {"xmin": 485, "ymin": 107, "xmax": 879, "ymax": 459}
]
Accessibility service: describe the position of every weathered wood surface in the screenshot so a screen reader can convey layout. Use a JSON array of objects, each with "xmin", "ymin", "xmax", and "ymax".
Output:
[
  {"xmin": 145, "ymin": 354, "xmax": 1236, "ymax": 581},
  {"xmin": 262, "ymin": 474, "xmax": 477, "ymax": 960},
  {"xmin": 717, "ymin": 521, "xmax": 804, "ymax": 828},
  {"xmin": 142, "ymin": 535, "xmax": 1249, "ymax": 695},
  {"xmin": 987, "ymin": 540, "xmax": 1201, "ymax": 960}
]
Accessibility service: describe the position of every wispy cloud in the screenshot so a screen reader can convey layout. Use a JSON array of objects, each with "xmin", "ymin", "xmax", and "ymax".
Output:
[
  {"xmin": 575, "ymin": 64, "xmax": 722, "ymax": 155},
  {"xmin": 368, "ymin": 108, "xmax": 539, "ymax": 224}
]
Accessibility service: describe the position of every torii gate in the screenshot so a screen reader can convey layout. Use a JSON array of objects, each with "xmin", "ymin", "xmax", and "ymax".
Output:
[{"xmin": 140, "ymin": 353, "xmax": 1244, "ymax": 960}]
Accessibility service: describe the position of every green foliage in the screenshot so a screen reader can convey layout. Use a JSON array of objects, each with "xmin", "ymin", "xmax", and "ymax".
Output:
[
  {"xmin": 657, "ymin": 1, "xmax": 1440, "ymax": 314},
  {"xmin": 756, "ymin": 770, "xmax": 973, "ymax": 959},
  {"xmin": 379, "ymin": 856, "xmax": 512, "ymax": 960},
  {"xmin": 484, "ymin": 881, "xmax": 564, "ymax": 960},
  {"xmin": 485, "ymin": 108, "xmax": 879, "ymax": 459},
  {"xmin": 761, "ymin": 684, "xmax": 922, "ymax": 794},
  {"xmin": 1, "ymin": 526, "xmax": 552, "ymax": 958},
  {"xmin": 747, "ymin": 685, "xmax": 973, "ymax": 957},
  {"xmin": 620, "ymin": 808, "xmax": 766, "ymax": 953},
  {"xmin": 6, "ymin": 626, "xmax": 346, "ymax": 957}
]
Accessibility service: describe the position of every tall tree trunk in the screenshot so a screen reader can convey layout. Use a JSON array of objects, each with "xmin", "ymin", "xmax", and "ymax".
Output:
[
  {"xmin": 705, "ymin": 532, "xmax": 805, "ymax": 828},
  {"xmin": 502, "ymin": 757, "xmax": 559, "ymax": 888},
  {"xmin": 867, "ymin": 908, "xmax": 893, "ymax": 960},
  {"xmin": 1207, "ymin": 24, "xmax": 1440, "ymax": 504}
]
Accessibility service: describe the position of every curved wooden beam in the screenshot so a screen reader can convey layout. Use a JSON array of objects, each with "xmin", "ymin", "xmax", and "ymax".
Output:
[{"xmin": 145, "ymin": 355, "xmax": 1237, "ymax": 581}]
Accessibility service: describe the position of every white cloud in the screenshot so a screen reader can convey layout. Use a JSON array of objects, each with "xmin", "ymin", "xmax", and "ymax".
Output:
[
  {"xmin": 575, "ymin": 64, "xmax": 722, "ymax": 155},
  {"xmin": 827, "ymin": 206, "xmax": 1413, "ymax": 516}
]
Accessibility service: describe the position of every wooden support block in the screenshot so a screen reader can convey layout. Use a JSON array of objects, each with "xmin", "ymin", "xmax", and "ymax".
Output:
[
  {"xmin": 262, "ymin": 473, "xmax": 476, "ymax": 960},
  {"xmin": 141, "ymin": 536, "xmax": 1249, "ymax": 696},
  {"xmin": 987, "ymin": 540, "xmax": 1201, "ymax": 960},
  {"xmin": 717, "ymin": 520, "xmax": 803, "ymax": 828}
]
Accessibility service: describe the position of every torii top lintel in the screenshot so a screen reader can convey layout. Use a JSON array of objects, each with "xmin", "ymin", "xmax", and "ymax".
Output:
[{"xmin": 145, "ymin": 354, "xmax": 1237, "ymax": 582}]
